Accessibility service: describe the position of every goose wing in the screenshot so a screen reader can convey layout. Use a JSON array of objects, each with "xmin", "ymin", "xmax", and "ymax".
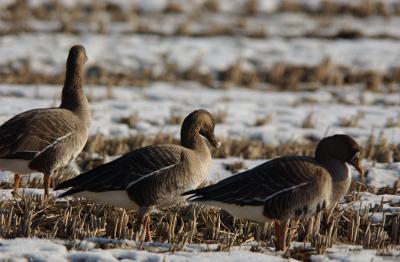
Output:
[
  {"xmin": 0, "ymin": 109, "xmax": 82, "ymax": 170},
  {"xmin": 126, "ymin": 151, "xmax": 192, "ymax": 207},
  {"xmin": 56, "ymin": 144, "xmax": 182, "ymax": 197},
  {"xmin": 184, "ymin": 156, "xmax": 332, "ymax": 220}
]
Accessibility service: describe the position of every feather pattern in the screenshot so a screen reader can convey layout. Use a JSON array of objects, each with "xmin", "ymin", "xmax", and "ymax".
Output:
[
  {"xmin": 0, "ymin": 108, "xmax": 89, "ymax": 174},
  {"xmin": 184, "ymin": 156, "xmax": 332, "ymax": 221},
  {"xmin": 56, "ymin": 144, "xmax": 183, "ymax": 196},
  {"xmin": 127, "ymin": 151, "xmax": 204, "ymax": 207}
]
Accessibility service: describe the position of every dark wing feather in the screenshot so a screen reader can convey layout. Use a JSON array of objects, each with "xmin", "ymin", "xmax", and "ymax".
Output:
[
  {"xmin": 3, "ymin": 151, "xmax": 38, "ymax": 160},
  {"xmin": 184, "ymin": 156, "xmax": 325, "ymax": 206},
  {"xmin": 56, "ymin": 144, "xmax": 182, "ymax": 197}
]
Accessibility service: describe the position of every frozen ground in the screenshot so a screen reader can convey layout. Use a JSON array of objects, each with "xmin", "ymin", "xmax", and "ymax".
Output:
[
  {"xmin": 0, "ymin": 238, "xmax": 286, "ymax": 262},
  {"xmin": 0, "ymin": 84, "xmax": 399, "ymax": 262},
  {"xmin": 3, "ymin": 12, "xmax": 400, "ymax": 39},
  {"xmin": 2, "ymin": 0, "xmax": 400, "ymax": 13},
  {"xmin": 2, "ymin": 34, "xmax": 400, "ymax": 76},
  {"xmin": 0, "ymin": 83, "xmax": 398, "ymax": 145},
  {"xmin": 0, "ymin": 237, "xmax": 399, "ymax": 261}
]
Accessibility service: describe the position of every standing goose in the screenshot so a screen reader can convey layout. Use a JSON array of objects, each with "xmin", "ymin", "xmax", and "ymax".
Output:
[
  {"xmin": 183, "ymin": 134, "xmax": 363, "ymax": 251},
  {"xmin": 55, "ymin": 109, "xmax": 220, "ymax": 240},
  {"xmin": 0, "ymin": 45, "xmax": 91, "ymax": 197}
]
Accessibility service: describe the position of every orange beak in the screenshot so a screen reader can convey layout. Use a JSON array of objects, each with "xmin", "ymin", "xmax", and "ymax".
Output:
[
  {"xmin": 210, "ymin": 136, "xmax": 221, "ymax": 148},
  {"xmin": 349, "ymin": 155, "xmax": 364, "ymax": 176}
]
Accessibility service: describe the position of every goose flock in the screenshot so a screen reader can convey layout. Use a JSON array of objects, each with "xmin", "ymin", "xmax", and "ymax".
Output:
[{"xmin": 0, "ymin": 45, "xmax": 364, "ymax": 251}]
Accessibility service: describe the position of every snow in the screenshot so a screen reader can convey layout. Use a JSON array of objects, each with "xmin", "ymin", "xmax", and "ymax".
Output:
[
  {"xmin": 1, "ymin": 238, "xmax": 399, "ymax": 261},
  {"xmin": 0, "ymin": 83, "xmax": 398, "ymax": 145},
  {"xmin": 2, "ymin": 0, "xmax": 399, "ymax": 14},
  {"xmin": 0, "ymin": 238, "xmax": 288, "ymax": 262},
  {"xmin": 2, "ymin": 34, "xmax": 400, "ymax": 76},
  {"xmin": 0, "ymin": 238, "xmax": 67, "ymax": 262},
  {"xmin": 362, "ymin": 162, "xmax": 400, "ymax": 188},
  {"xmin": 311, "ymin": 244, "xmax": 400, "ymax": 262}
]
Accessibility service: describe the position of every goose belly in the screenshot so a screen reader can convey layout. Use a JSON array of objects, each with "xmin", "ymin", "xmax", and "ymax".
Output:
[
  {"xmin": 76, "ymin": 190, "xmax": 139, "ymax": 210},
  {"xmin": 198, "ymin": 201, "xmax": 267, "ymax": 223},
  {"xmin": 0, "ymin": 158, "xmax": 35, "ymax": 174}
]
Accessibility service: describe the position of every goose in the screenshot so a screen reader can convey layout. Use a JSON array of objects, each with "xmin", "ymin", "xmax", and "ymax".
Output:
[
  {"xmin": 0, "ymin": 45, "xmax": 91, "ymax": 198},
  {"xmin": 183, "ymin": 134, "xmax": 363, "ymax": 251},
  {"xmin": 55, "ymin": 109, "xmax": 220, "ymax": 240}
]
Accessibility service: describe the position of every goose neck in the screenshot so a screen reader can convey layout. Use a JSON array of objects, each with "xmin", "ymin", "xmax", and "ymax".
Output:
[
  {"xmin": 181, "ymin": 126, "xmax": 208, "ymax": 151},
  {"xmin": 60, "ymin": 64, "xmax": 90, "ymax": 123},
  {"xmin": 318, "ymin": 155, "xmax": 349, "ymax": 182}
]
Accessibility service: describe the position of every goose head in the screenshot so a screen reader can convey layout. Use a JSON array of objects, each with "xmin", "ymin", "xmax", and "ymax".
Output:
[
  {"xmin": 315, "ymin": 134, "xmax": 364, "ymax": 176},
  {"xmin": 67, "ymin": 45, "xmax": 88, "ymax": 70},
  {"xmin": 181, "ymin": 109, "xmax": 221, "ymax": 148}
]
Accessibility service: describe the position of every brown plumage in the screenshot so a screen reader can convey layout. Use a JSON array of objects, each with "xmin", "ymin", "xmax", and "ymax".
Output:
[
  {"xmin": 55, "ymin": 109, "xmax": 220, "ymax": 241},
  {"xmin": 0, "ymin": 45, "xmax": 91, "ymax": 197},
  {"xmin": 183, "ymin": 134, "xmax": 364, "ymax": 251}
]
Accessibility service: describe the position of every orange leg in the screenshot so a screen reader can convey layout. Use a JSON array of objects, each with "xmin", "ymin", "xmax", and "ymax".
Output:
[
  {"xmin": 14, "ymin": 173, "xmax": 21, "ymax": 192},
  {"xmin": 43, "ymin": 173, "xmax": 52, "ymax": 199},
  {"xmin": 145, "ymin": 214, "xmax": 152, "ymax": 242},
  {"xmin": 275, "ymin": 222, "xmax": 281, "ymax": 249},
  {"xmin": 275, "ymin": 221, "xmax": 289, "ymax": 251},
  {"xmin": 138, "ymin": 208, "xmax": 152, "ymax": 242}
]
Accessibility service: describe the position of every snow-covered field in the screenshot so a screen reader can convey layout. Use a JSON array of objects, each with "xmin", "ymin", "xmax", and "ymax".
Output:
[
  {"xmin": 0, "ymin": 83, "xmax": 398, "ymax": 144},
  {"xmin": 1, "ymin": 0, "xmax": 400, "ymax": 261},
  {"xmin": 0, "ymin": 81, "xmax": 398, "ymax": 256},
  {"xmin": 2, "ymin": 238, "xmax": 400, "ymax": 262},
  {"xmin": 2, "ymin": 34, "xmax": 400, "ymax": 75}
]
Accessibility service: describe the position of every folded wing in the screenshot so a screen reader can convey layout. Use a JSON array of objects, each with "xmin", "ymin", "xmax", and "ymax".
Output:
[
  {"xmin": 56, "ymin": 144, "xmax": 183, "ymax": 197},
  {"xmin": 184, "ymin": 156, "xmax": 332, "ymax": 220}
]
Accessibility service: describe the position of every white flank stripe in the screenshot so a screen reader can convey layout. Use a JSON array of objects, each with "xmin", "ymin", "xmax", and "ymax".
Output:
[
  {"xmin": 38, "ymin": 132, "xmax": 72, "ymax": 154},
  {"xmin": 255, "ymin": 182, "xmax": 309, "ymax": 202},
  {"xmin": 127, "ymin": 161, "xmax": 179, "ymax": 188}
]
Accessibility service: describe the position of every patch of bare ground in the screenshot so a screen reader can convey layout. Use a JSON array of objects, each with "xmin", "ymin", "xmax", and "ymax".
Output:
[
  {"xmin": 338, "ymin": 111, "xmax": 364, "ymax": 128},
  {"xmin": 301, "ymin": 112, "xmax": 317, "ymax": 129},
  {"xmin": 254, "ymin": 113, "xmax": 273, "ymax": 127},
  {"xmin": 2, "ymin": 59, "xmax": 400, "ymax": 92},
  {"xmin": 3, "ymin": 15, "xmax": 400, "ymax": 41},
  {"xmin": 1, "ymin": 0, "xmax": 399, "ymax": 28},
  {"xmin": 80, "ymin": 131, "xmax": 400, "ymax": 164},
  {"xmin": 2, "ymin": 0, "xmax": 400, "ymax": 41},
  {"xmin": 223, "ymin": 160, "xmax": 247, "ymax": 174},
  {"xmin": 118, "ymin": 112, "xmax": 140, "ymax": 129}
]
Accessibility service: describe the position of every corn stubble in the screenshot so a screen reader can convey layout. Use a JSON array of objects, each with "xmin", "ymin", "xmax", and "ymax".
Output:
[{"xmin": 0, "ymin": 179, "xmax": 399, "ymax": 257}]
